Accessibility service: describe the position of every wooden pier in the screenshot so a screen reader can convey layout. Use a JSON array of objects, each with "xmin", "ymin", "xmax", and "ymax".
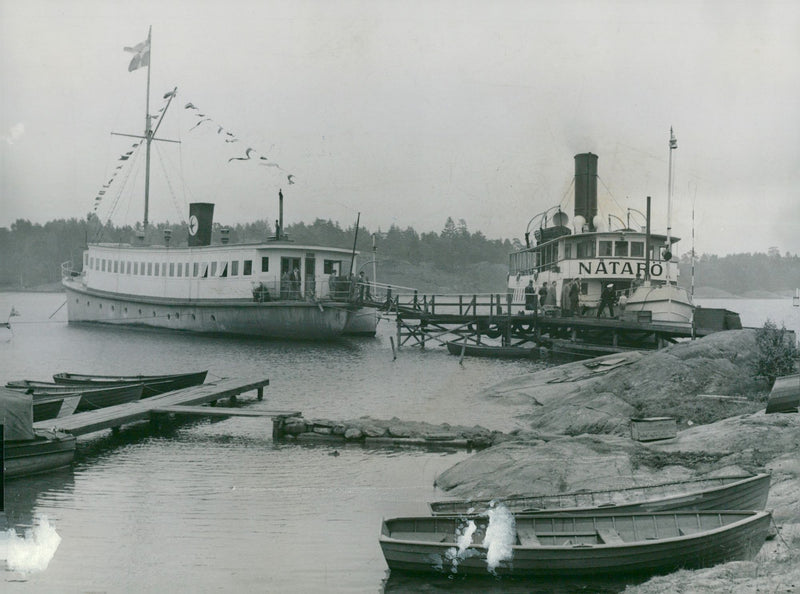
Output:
[
  {"xmin": 386, "ymin": 292, "xmax": 707, "ymax": 355},
  {"xmin": 34, "ymin": 376, "xmax": 300, "ymax": 437}
]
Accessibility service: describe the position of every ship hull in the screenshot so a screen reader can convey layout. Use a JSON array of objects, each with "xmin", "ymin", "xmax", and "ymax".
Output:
[{"xmin": 63, "ymin": 280, "xmax": 350, "ymax": 340}]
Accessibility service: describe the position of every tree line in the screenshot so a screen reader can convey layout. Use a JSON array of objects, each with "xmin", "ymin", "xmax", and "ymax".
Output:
[{"xmin": 1, "ymin": 215, "xmax": 798, "ymax": 294}]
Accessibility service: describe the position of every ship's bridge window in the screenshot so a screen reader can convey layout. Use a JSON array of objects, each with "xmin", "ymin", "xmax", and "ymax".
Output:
[
  {"xmin": 231, "ymin": 261, "xmax": 239, "ymax": 276},
  {"xmin": 564, "ymin": 242, "xmax": 573, "ymax": 259},
  {"xmin": 576, "ymin": 240, "xmax": 595, "ymax": 258},
  {"xmin": 614, "ymin": 241, "xmax": 628, "ymax": 257},
  {"xmin": 599, "ymin": 241, "xmax": 613, "ymax": 257},
  {"xmin": 261, "ymin": 257, "xmax": 269, "ymax": 272},
  {"xmin": 631, "ymin": 241, "xmax": 644, "ymax": 258},
  {"xmin": 243, "ymin": 260, "xmax": 252, "ymax": 275}
]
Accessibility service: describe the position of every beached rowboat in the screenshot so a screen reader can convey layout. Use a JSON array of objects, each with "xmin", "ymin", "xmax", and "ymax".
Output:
[
  {"xmin": 51, "ymin": 370, "xmax": 208, "ymax": 397},
  {"xmin": 379, "ymin": 510, "xmax": 771, "ymax": 577},
  {"xmin": 428, "ymin": 473, "xmax": 771, "ymax": 516}
]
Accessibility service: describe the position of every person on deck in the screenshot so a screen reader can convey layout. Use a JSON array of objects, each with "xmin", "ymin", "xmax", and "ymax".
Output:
[
  {"xmin": 544, "ymin": 281, "xmax": 557, "ymax": 308},
  {"xmin": 524, "ymin": 280, "xmax": 537, "ymax": 311},
  {"xmin": 597, "ymin": 283, "xmax": 616, "ymax": 318},
  {"xmin": 538, "ymin": 282, "xmax": 548, "ymax": 305}
]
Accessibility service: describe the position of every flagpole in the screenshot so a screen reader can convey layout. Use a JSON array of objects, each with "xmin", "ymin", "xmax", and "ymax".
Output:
[{"xmin": 144, "ymin": 26, "xmax": 152, "ymax": 231}]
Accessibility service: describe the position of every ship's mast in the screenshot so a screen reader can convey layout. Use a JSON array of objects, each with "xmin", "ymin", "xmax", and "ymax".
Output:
[
  {"xmin": 113, "ymin": 27, "xmax": 180, "ymax": 235},
  {"xmin": 666, "ymin": 127, "xmax": 677, "ymax": 282},
  {"xmin": 143, "ymin": 26, "xmax": 153, "ymax": 230}
]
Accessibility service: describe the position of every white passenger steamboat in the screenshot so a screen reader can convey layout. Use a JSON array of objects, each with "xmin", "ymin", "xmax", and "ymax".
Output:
[
  {"xmin": 61, "ymin": 30, "xmax": 377, "ymax": 340},
  {"xmin": 509, "ymin": 139, "xmax": 693, "ymax": 327}
]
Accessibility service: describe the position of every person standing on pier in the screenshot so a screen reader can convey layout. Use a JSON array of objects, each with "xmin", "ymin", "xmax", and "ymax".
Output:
[
  {"xmin": 538, "ymin": 282, "xmax": 548, "ymax": 305},
  {"xmin": 598, "ymin": 283, "xmax": 616, "ymax": 318},
  {"xmin": 569, "ymin": 278, "xmax": 581, "ymax": 316}
]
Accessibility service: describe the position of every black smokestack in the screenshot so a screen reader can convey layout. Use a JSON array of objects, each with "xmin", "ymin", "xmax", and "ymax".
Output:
[
  {"xmin": 574, "ymin": 153, "xmax": 598, "ymax": 232},
  {"xmin": 188, "ymin": 203, "xmax": 214, "ymax": 246}
]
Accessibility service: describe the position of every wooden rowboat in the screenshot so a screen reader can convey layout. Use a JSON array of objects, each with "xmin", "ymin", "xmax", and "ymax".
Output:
[
  {"xmin": 428, "ymin": 473, "xmax": 771, "ymax": 516},
  {"xmin": 31, "ymin": 393, "xmax": 81, "ymax": 422},
  {"xmin": 379, "ymin": 510, "xmax": 772, "ymax": 577},
  {"xmin": 7, "ymin": 382, "xmax": 144, "ymax": 412},
  {"xmin": 445, "ymin": 340, "xmax": 541, "ymax": 360},
  {"xmin": 52, "ymin": 370, "xmax": 208, "ymax": 397}
]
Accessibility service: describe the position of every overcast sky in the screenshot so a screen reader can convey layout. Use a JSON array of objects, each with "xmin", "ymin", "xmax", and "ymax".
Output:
[{"xmin": 2, "ymin": 0, "xmax": 798, "ymax": 257}]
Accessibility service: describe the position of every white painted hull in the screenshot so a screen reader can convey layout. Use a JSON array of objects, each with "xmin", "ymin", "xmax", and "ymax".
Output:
[{"xmin": 63, "ymin": 279, "xmax": 351, "ymax": 340}]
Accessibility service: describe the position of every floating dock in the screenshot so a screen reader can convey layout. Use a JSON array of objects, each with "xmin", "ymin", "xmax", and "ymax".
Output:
[{"xmin": 33, "ymin": 376, "xmax": 299, "ymax": 437}]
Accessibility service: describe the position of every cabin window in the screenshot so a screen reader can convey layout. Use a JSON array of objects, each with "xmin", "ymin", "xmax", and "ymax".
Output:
[
  {"xmin": 614, "ymin": 241, "xmax": 628, "ymax": 257},
  {"xmin": 133, "ymin": 262, "xmax": 138, "ymax": 275},
  {"xmin": 261, "ymin": 257, "xmax": 269, "ymax": 272},
  {"xmin": 202, "ymin": 263, "xmax": 208, "ymax": 278},
  {"xmin": 113, "ymin": 260, "xmax": 119, "ymax": 273},
  {"xmin": 169, "ymin": 263, "xmax": 175, "ymax": 276},
  {"xmin": 220, "ymin": 263, "xmax": 228, "ymax": 278},
  {"xmin": 176, "ymin": 263, "xmax": 182, "ymax": 277},
  {"xmin": 193, "ymin": 262, "xmax": 199, "ymax": 277},
  {"xmin": 564, "ymin": 242, "xmax": 572, "ymax": 259},
  {"xmin": 126, "ymin": 261, "xmax": 131, "ymax": 274},
  {"xmin": 231, "ymin": 261, "xmax": 239, "ymax": 276},
  {"xmin": 631, "ymin": 241, "xmax": 644, "ymax": 258},
  {"xmin": 599, "ymin": 241, "xmax": 613, "ymax": 257},
  {"xmin": 576, "ymin": 240, "xmax": 595, "ymax": 258},
  {"xmin": 101, "ymin": 259, "xmax": 106, "ymax": 272},
  {"xmin": 154, "ymin": 263, "xmax": 160, "ymax": 276},
  {"xmin": 84, "ymin": 253, "xmax": 89, "ymax": 266},
  {"xmin": 147, "ymin": 262, "xmax": 153, "ymax": 275},
  {"xmin": 211, "ymin": 262, "xmax": 217, "ymax": 276},
  {"xmin": 243, "ymin": 260, "xmax": 252, "ymax": 275},
  {"xmin": 323, "ymin": 259, "xmax": 341, "ymax": 274}
]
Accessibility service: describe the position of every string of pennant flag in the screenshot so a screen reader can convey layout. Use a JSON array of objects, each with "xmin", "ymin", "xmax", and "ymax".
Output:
[{"xmin": 183, "ymin": 101, "xmax": 295, "ymax": 185}]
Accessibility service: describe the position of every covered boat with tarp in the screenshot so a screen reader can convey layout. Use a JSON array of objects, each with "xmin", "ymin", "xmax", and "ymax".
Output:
[{"xmin": 1, "ymin": 387, "xmax": 76, "ymax": 478}]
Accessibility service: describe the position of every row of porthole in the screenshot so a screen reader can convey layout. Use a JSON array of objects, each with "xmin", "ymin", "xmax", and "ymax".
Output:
[{"xmin": 77, "ymin": 298, "xmax": 205, "ymax": 321}]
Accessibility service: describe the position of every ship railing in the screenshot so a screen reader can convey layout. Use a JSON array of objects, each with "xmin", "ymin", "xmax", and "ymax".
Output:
[
  {"xmin": 61, "ymin": 260, "xmax": 81, "ymax": 280},
  {"xmin": 386, "ymin": 291, "xmax": 533, "ymax": 317}
]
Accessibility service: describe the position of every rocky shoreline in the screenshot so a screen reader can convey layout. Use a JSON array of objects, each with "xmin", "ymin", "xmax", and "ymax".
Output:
[{"xmin": 431, "ymin": 328, "xmax": 799, "ymax": 592}]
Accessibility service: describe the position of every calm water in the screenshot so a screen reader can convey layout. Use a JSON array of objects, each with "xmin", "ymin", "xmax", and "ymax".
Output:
[
  {"xmin": 0, "ymin": 292, "xmax": 543, "ymax": 593},
  {"xmin": 0, "ymin": 293, "xmax": 796, "ymax": 592}
]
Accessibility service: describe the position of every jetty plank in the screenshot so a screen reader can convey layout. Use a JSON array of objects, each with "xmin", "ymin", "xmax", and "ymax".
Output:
[
  {"xmin": 33, "ymin": 377, "xmax": 270, "ymax": 436},
  {"xmin": 151, "ymin": 405, "xmax": 300, "ymax": 418}
]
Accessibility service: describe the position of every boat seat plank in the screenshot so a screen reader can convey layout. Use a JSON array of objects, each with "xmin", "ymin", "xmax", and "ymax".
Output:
[
  {"xmin": 597, "ymin": 528, "xmax": 625, "ymax": 544},
  {"xmin": 516, "ymin": 527, "xmax": 540, "ymax": 546}
]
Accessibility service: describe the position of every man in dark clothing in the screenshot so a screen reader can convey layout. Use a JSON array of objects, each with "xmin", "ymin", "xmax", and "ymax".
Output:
[
  {"xmin": 524, "ymin": 280, "xmax": 537, "ymax": 311},
  {"xmin": 597, "ymin": 283, "xmax": 616, "ymax": 318},
  {"xmin": 538, "ymin": 283, "xmax": 548, "ymax": 305},
  {"xmin": 569, "ymin": 278, "xmax": 580, "ymax": 316}
]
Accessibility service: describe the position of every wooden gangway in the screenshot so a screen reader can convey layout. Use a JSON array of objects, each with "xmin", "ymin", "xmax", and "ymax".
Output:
[
  {"xmin": 385, "ymin": 291, "xmax": 704, "ymax": 352},
  {"xmin": 33, "ymin": 376, "xmax": 298, "ymax": 437}
]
